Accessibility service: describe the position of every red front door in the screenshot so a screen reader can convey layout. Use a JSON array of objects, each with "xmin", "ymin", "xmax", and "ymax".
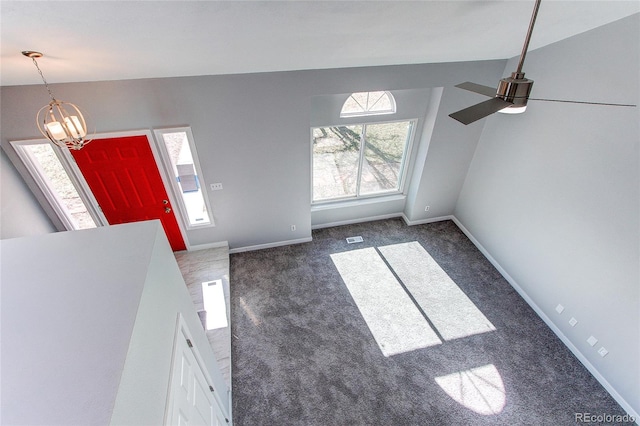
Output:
[{"xmin": 71, "ymin": 135, "xmax": 187, "ymax": 251}]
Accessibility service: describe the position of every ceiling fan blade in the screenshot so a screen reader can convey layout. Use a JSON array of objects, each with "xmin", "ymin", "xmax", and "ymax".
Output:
[
  {"xmin": 449, "ymin": 97, "xmax": 513, "ymax": 125},
  {"xmin": 529, "ymin": 98, "xmax": 637, "ymax": 108},
  {"xmin": 455, "ymin": 82, "xmax": 498, "ymax": 98}
]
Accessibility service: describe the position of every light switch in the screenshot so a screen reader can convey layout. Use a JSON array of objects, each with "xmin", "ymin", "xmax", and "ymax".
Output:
[
  {"xmin": 587, "ymin": 336, "xmax": 598, "ymax": 347},
  {"xmin": 555, "ymin": 304, "xmax": 565, "ymax": 314}
]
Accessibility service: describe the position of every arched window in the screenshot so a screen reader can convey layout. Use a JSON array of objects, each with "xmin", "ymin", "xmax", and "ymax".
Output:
[{"xmin": 340, "ymin": 91, "xmax": 396, "ymax": 118}]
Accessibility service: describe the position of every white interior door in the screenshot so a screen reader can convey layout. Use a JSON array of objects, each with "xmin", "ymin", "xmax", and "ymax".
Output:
[{"xmin": 166, "ymin": 321, "xmax": 228, "ymax": 425}]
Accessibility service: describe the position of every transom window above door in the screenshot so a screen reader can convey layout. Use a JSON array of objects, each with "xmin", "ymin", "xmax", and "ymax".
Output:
[{"xmin": 312, "ymin": 120, "xmax": 415, "ymax": 203}]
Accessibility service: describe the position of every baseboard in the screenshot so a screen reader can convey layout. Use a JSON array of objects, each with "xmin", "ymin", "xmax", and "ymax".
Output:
[
  {"xmin": 449, "ymin": 215, "xmax": 639, "ymax": 421},
  {"xmin": 311, "ymin": 213, "xmax": 403, "ymax": 230},
  {"xmin": 229, "ymin": 237, "xmax": 313, "ymax": 254},
  {"xmin": 401, "ymin": 213, "xmax": 454, "ymax": 226},
  {"xmin": 185, "ymin": 240, "xmax": 229, "ymax": 252}
]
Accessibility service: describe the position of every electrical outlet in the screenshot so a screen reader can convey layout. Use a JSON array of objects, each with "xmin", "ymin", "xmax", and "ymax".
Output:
[
  {"xmin": 291, "ymin": 225, "xmax": 296, "ymax": 231},
  {"xmin": 210, "ymin": 183, "xmax": 223, "ymax": 191},
  {"xmin": 598, "ymin": 347, "xmax": 608, "ymax": 357},
  {"xmin": 555, "ymin": 304, "xmax": 565, "ymax": 314},
  {"xmin": 569, "ymin": 317, "xmax": 578, "ymax": 327},
  {"xmin": 587, "ymin": 336, "xmax": 598, "ymax": 347}
]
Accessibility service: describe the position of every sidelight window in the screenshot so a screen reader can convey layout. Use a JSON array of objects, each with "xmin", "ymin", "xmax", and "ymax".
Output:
[
  {"xmin": 154, "ymin": 127, "xmax": 213, "ymax": 228},
  {"xmin": 9, "ymin": 139, "xmax": 99, "ymax": 230}
]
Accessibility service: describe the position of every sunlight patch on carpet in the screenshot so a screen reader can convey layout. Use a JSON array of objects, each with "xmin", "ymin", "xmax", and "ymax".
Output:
[
  {"xmin": 435, "ymin": 364, "xmax": 506, "ymax": 415},
  {"xmin": 378, "ymin": 242, "xmax": 496, "ymax": 341},
  {"xmin": 239, "ymin": 297, "xmax": 261, "ymax": 327},
  {"xmin": 331, "ymin": 247, "xmax": 442, "ymax": 356}
]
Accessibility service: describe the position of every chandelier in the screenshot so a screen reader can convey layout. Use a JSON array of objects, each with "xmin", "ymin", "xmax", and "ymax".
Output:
[{"xmin": 22, "ymin": 51, "xmax": 92, "ymax": 150}]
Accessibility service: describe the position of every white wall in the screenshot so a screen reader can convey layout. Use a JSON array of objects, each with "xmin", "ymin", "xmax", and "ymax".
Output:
[
  {"xmin": 0, "ymin": 222, "xmax": 156, "ymax": 425},
  {"xmin": 455, "ymin": 14, "xmax": 639, "ymax": 415},
  {"xmin": 404, "ymin": 83, "xmax": 491, "ymax": 222},
  {"xmin": 1, "ymin": 60, "xmax": 506, "ymax": 249},
  {"xmin": 0, "ymin": 220, "xmax": 227, "ymax": 424},
  {"xmin": 0, "ymin": 149, "xmax": 56, "ymax": 238},
  {"xmin": 110, "ymin": 222, "xmax": 228, "ymax": 425}
]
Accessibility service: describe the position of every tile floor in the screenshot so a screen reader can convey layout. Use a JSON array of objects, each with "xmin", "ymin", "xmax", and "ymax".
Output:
[{"xmin": 174, "ymin": 246, "xmax": 231, "ymax": 389}]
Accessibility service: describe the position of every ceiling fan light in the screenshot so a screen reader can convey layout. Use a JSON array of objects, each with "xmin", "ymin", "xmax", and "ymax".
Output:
[{"xmin": 499, "ymin": 105, "xmax": 527, "ymax": 114}]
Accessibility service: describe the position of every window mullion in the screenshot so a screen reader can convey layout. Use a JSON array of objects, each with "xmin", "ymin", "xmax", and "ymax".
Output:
[{"xmin": 355, "ymin": 125, "xmax": 367, "ymax": 197}]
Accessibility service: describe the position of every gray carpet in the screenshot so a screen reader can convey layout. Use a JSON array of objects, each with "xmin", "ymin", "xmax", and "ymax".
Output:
[{"xmin": 230, "ymin": 219, "xmax": 627, "ymax": 425}]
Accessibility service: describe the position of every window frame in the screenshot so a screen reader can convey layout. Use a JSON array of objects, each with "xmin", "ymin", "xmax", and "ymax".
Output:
[
  {"xmin": 5, "ymin": 129, "xmax": 199, "ymax": 246},
  {"xmin": 153, "ymin": 127, "xmax": 215, "ymax": 230},
  {"xmin": 8, "ymin": 138, "xmax": 106, "ymax": 230},
  {"xmin": 339, "ymin": 91, "xmax": 397, "ymax": 118},
  {"xmin": 311, "ymin": 118, "xmax": 417, "ymax": 205}
]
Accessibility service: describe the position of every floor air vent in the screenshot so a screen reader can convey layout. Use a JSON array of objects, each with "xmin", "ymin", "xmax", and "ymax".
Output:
[{"xmin": 346, "ymin": 236, "xmax": 364, "ymax": 244}]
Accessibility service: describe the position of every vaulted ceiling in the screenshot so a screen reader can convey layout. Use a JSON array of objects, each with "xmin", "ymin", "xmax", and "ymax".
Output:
[{"xmin": 1, "ymin": 1, "xmax": 638, "ymax": 87}]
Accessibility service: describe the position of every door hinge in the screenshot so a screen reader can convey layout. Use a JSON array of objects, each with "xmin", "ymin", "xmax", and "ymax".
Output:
[{"xmin": 186, "ymin": 338, "xmax": 193, "ymax": 348}]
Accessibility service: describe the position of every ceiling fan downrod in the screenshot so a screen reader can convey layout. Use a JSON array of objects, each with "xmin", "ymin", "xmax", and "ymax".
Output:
[
  {"xmin": 497, "ymin": 0, "xmax": 542, "ymax": 109},
  {"xmin": 515, "ymin": 0, "xmax": 542, "ymax": 75}
]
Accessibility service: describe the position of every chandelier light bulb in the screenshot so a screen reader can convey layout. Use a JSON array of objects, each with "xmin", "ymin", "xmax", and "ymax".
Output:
[{"xmin": 23, "ymin": 50, "xmax": 92, "ymax": 150}]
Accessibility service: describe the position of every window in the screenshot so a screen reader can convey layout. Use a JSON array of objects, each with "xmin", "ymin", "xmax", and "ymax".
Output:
[
  {"xmin": 312, "ymin": 120, "xmax": 415, "ymax": 202},
  {"xmin": 10, "ymin": 139, "xmax": 99, "ymax": 230},
  {"xmin": 340, "ymin": 91, "xmax": 396, "ymax": 118},
  {"xmin": 154, "ymin": 128, "xmax": 214, "ymax": 228}
]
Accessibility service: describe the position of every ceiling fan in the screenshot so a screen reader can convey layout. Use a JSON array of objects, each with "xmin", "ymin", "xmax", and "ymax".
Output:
[{"xmin": 449, "ymin": 0, "xmax": 636, "ymax": 125}]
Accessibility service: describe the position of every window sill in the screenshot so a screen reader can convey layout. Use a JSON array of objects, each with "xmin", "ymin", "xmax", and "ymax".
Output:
[
  {"xmin": 184, "ymin": 221, "xmax": 216, "ymax": 231},
  {"xmin": 311, "ymin": 193, "xmax": 406, "ymax": 212}
]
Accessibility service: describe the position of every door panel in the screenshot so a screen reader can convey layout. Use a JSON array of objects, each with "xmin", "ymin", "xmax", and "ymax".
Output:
[
  {"xmin": 168, "ymin": 334, "xmax": 226, "ymax": 426},
  {"xmin": 71, "ymin": 135, "xmax": 186, "ymax": 251}
]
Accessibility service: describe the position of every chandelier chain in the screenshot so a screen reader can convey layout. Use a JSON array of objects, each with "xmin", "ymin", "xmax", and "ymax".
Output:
[{"xmin": 30, "ymin": 57, "xmax": 56, "ymax": 102}]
